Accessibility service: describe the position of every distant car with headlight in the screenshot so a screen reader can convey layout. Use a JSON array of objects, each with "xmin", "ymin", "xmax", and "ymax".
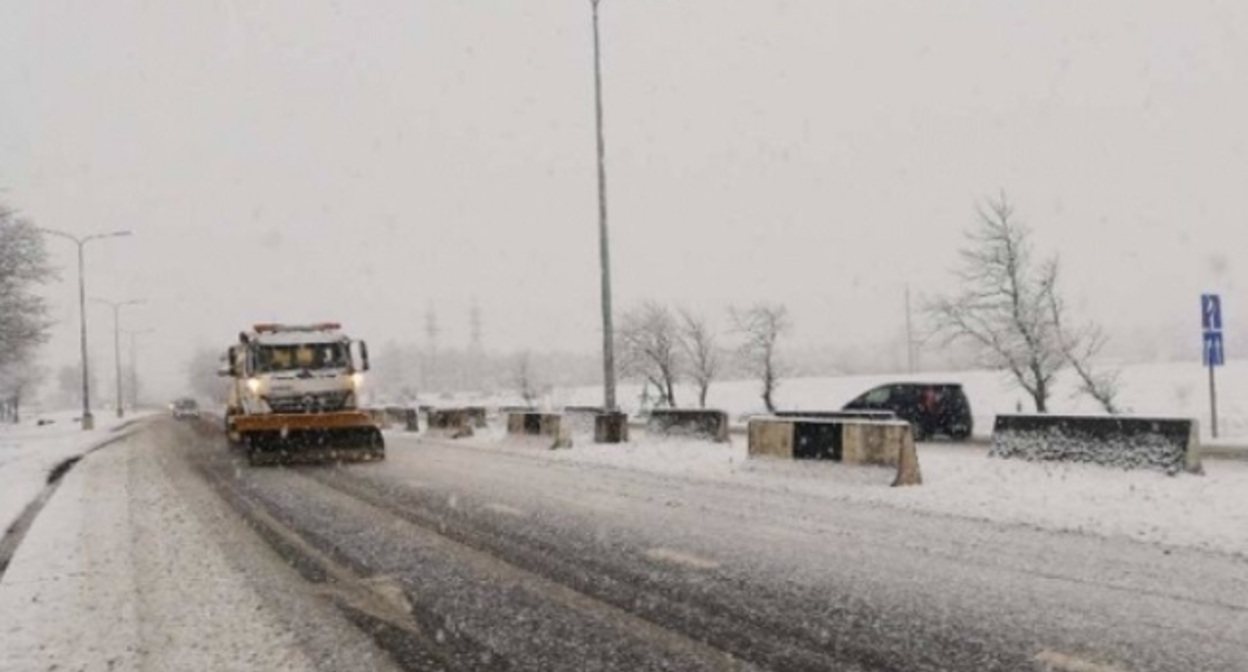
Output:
[{"xmin": 171, "ymin": 398, "xmax": 199, "ymax": 419}]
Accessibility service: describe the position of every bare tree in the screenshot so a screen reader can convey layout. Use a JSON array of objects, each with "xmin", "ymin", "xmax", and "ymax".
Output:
[
  {"xmin": 57, "ymin": 362, "xmax": 98, "ymax": 409},
  {"xmin": 731, "ymin": 303, "xmax": 790, "ymax": 413},
  {"xmin": 617, "ymin": 302, "xmax": 682, "ymax": 408},
  {"xmin": 512, "ymin": 350, "xmax": 540, "ymax": 406},
  {"xmin": 929, "ymin": 193, "xmax": 1109, "ymax": 413},
  {"xmin": 1048, "ymin": 289, "xmax": 1122, "ymax": 413},
  {"xmin": 0, "ymin": 360, "xmax": 43, "ymax": 423},
  {"xmin": 0, "ymin": 216, "xmax": 51, "ymax": 422},
  {"xmin": 0, "ymin": 206, "xmax": 54, "ymax": 376},
  {"xmin": 677, "ymin": 308, "xmax": 721, "ymax": 408}
]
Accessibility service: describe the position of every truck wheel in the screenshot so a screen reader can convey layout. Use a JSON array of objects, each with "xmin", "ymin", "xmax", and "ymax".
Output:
[{"xmin": 367, "ymin": 428, "xmax": 385, "ymax": 461}]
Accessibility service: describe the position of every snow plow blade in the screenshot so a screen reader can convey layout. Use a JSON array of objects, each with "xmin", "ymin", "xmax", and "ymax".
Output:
[{"xmin": 233, "ymin": 412, "xmax": 385, "ymax": 466}]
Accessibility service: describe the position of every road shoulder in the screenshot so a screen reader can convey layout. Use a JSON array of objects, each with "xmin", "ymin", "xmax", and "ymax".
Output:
[{"xmin": 0, "ymin": 420, "xmax": 401, "ymax": 672}]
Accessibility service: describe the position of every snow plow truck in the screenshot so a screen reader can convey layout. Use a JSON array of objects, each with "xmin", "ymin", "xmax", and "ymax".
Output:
[{"xmin": 220, "ymin": 323, "xmax": 384, "ymax": 465}]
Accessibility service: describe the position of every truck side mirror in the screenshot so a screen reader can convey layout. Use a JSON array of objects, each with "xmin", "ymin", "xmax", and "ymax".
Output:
[
  {"xmin": 358, "ymin": 340, "xmax": 370, "ymax": 372},
  {"xmin": 217, "ymin": 347, "xmax": 237, "ymax": 377}
]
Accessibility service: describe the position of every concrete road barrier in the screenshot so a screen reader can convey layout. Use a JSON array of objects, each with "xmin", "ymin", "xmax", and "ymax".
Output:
[
  {"xmin": 506, "ymin": 412, "xmax": 572, "ymax": 449},
  {"xmin": 773, "ymin": 410, "xmax": 897, "ymax": 421},
  {"xmin": 427, "ymin": 409, "xmax": 474, "ymax": 439},
  {"xmin": 990, "ymin": 415, "xmax": 1202, "ymax": 474},
  {"xmin": 647, "ymin": 409, "xmax": 731, "ymax": 443},
  {"xmin": 367, "ymin": 409, "xmax": 392, "ymax": 430},
  {"xmin": 562, "ymin": 406, "xmax": 604, "ymax": 434},
  {"xmin": 747, "ymin": 417, "xmax": 922, "ymax": 487},
  {"xmin": 383, "ymin": 406, "xmax": 414, "ymax": 428},
  {"xmin": 594, "ymin": 412, "xmax": 629, "ymax": 444},
  {"xmin": 564, "ymin": 406, "xmax": 605, "ymax": 414},
  {"xmin": 462, "ymin": 406, "xmax": 488, "ymax": 429},
  {"xmin": 400, "ymin": 408, "xmax": 419, "ymax": 432}
]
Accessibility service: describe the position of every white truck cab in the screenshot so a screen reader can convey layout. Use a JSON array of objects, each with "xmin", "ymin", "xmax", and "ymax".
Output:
[
  {"xmin": 221, "ymin": 323, "xmax": 383, "ymax": 464},
  {"xmin": 225, "ymin": 323, "xmax": 370, "ymax": 416}
]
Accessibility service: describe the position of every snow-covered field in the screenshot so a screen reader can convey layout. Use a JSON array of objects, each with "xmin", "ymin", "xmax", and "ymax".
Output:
[
  {"xmin": 430, "ymin": 358, "xmax": 1248, "ymax": 442},
  {"xmin": 416, "ymin": 427, "xmax": 1248, "ymax": 558},
  {"xmin": 0, "ymin": 411, "xmax": 150, "ymax": 535}
]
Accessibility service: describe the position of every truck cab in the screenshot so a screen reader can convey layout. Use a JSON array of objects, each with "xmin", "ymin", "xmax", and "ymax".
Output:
[
  {"xmin": 220, "ymin": 323, "xmax": 383, "ymax": 464},
  {"xmin": 224, "ymin": 323, "xmax": 370, "ymax": 417}
]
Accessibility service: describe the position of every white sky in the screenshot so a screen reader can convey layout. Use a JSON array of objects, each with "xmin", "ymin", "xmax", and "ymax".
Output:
[{"xmin": 2, "ymin": 1, "xmax": 1247, "ymax": 400}]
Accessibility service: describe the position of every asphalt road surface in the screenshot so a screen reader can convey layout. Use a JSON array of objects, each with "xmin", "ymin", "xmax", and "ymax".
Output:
[{"xmin": 12, "ymin": 416, "xmax": 1248, "ymax": 671}]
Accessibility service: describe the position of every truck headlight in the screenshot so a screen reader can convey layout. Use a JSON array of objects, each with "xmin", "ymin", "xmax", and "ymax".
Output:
[
  {"xmin": 350, "ymin": 372, "xmax": 365, "ymax": 389},
  {"xmin": 246, "ymin": 377, "xmax": 262, "ymax": 394}
]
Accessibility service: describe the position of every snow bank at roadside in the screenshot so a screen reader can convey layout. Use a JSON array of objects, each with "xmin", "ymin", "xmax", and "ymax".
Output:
[
  {"xmin": 0, "ymin": 427, "xmax": 373, "ymax": 671},
  {"xmin": 0, "ymin": 411, "xmax": 149, "ymax": 533},
  {"xmin": 436, "ymin": 432, "xmax": 1248, "ymax": 557}
]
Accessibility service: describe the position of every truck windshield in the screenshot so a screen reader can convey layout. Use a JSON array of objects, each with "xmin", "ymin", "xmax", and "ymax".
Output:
[{"xmin": 255, "ymin": 343, "xmax": 349, "ymax": 372}]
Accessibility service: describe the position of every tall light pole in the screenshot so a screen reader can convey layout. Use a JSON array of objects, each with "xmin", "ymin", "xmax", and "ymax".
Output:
[
  {"xmin": 92, "ymin": 298, "xmax": 144, "ymax": 418},
  {"xmin": 123, "ymin": 328, "xmax": 155, "ymax": 410},
  {"xmin": 37, "ymin": 229, "xmax": 132, "ymax": 430},
  {"xmin": 591, "ymin": 0, "xmax": 617, "ymax": 412},
  {"xmin": 905, "ymin": 284, "xmax": 915, "ymax": 374}
]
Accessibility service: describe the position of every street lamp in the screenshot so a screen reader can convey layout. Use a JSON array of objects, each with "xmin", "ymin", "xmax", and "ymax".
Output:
[
  {"xmin": 122, "ymin": 328, "xmax": 155, "ymax": 410},
  {"xmin": 37, "ymin": 228, "xmax": 132, "ymax": 430},
  {"xmin": 92, "ymin": 298, "xmax": 144, "ymax": 418},
  {"xmin": 590, "ymin": 0, "xmax": 617, "ymax": 412}
]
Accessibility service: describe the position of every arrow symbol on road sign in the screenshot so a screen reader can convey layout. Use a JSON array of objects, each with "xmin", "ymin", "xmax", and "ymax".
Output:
[
  {"xmin": 1204, "ymin": 330, "xmax": 1225, "ymax": 368},
  {"xmin": 1202, "ymin": 294, "xmax": 1223, "ymax": 331}
]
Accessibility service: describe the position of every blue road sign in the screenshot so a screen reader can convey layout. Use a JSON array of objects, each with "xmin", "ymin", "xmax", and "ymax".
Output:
[
  {"xmin": 1202, "ymin": 294, "xmax": 1223, "ymax": 331},
  {"xmin": 1204, "ymin": 330, "xmax": 1225, "ymax": 367}
]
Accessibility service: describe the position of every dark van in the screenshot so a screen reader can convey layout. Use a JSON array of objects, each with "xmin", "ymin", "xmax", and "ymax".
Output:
[{"xmin": 843, "ymin": 383, "xmax": 973, "ymax": 440}]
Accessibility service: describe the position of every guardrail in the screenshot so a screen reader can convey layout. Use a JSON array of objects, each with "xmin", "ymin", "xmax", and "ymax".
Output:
[
  {"xmin": 747, "ymin": 416, "xmax": 922, "ymax": 486},
  {"xmin": 990, "ymin": 414, "xmax": 1202, "ymax": 474}
]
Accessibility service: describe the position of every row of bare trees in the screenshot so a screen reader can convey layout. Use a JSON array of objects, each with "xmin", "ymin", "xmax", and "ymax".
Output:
[
  {"xmin": 171, "ymin": 192, "xmax": 1112, "ymax": 421},
  {"xmin": 928, "ymin": 193, "xmax": 1120, "ymax": 413},
  {"xmin": 613, "ymin": 195, "xmax": 1115, "ymax": 417},
  {"xmin": 0, "ymin": 203, "xmax": 55, "ymax": 422},
  {"xmin": 616, "ymin": 302, "xmax": 790, "ymax": 412},
  {"xmin": 612, "ymin": 195, "xmax": 1115, "ymax": 416}
]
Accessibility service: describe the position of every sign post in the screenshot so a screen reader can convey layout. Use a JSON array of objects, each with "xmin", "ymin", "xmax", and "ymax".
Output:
[{"xmin": 1201, "ymin": 294, "xmax": 1225, "ymax": 438}]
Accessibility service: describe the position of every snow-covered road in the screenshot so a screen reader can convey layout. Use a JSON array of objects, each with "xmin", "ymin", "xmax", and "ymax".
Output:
[
  {"xmin": 0, "ymin": 411, "xmax": 147, "ymax": 537},
  {"xmin": 0, "ymin": 418, "xmax": 402, "ymax": 672},
  {"xmin": 2, "ymin": 417, "xmax": 1246, "ymax": 671}
]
